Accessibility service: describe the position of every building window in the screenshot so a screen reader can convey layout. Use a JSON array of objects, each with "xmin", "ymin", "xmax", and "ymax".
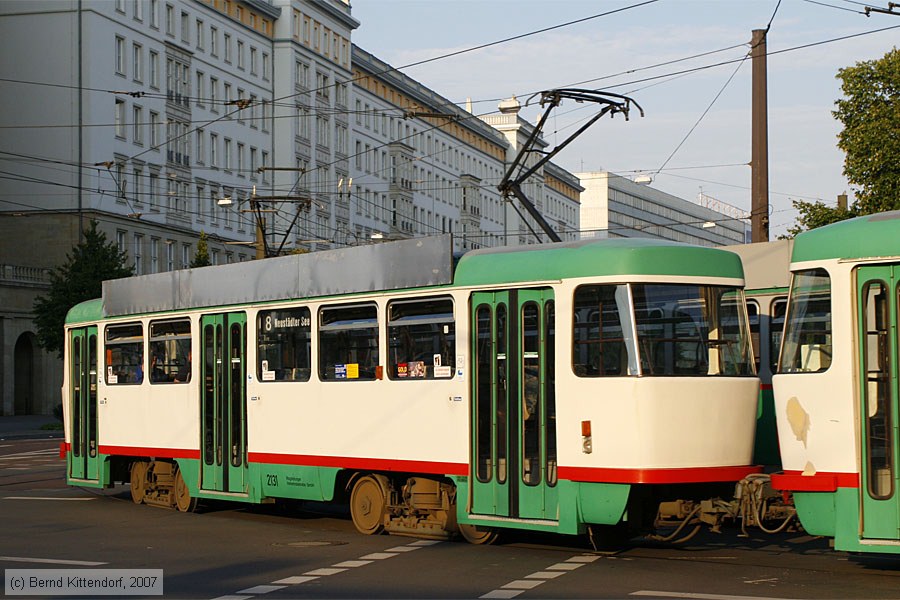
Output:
[
  {"xmin": 195, "ymin": 128, "xmax": 204, "ymax": 164},
  {"xmin": 224, "ymin": 138, "xmax": 232, "ymax": 171},
  {"xmin": 133, "ymin": 233, "xmax": 143, "ymax": 274},
  {"xmin": 262, "ymin": 53, "xmax": 269, "ymax": 80},
  {"xmin": 250, "ymin": 47, "xmax": 257, "ymax": 75},
  {"xmin": 209, "ymin": 76, "xmax": 218, "ymax": 112},
  {"xmin": 209, "ymin": 132, "xmax": 218, "ymax": 168},
  {"xmin": 150, "ymin": 238, "xmax": 159, "ymax": 273},
  {"xmin": 132, "ymin": 43, "xmax": 142, "ymax": 82},
  {"xmin": 195, "ymin": 71, "xmax": 204, "ymax": 107},
  {"xmin": 165, "ymin": 3, "xmax": 174, "ymax": 36},
  {"xmin": 195, "ymin": 19, "xmax": 204, "ymax": 50},
  {"xmin": 149, "ymin": 50, "xmax": 159, "ymax": 88},
  {"xmin": 115, "ymin": 0, "xmax": 125, "ymax": 14},
  {"xmin": 115, "ymin": 99, "xmax": 126, "ymax": 138},
  {"xmin": 132, "ymin": 105, "xmax": 143, "ymax": 144},
  {"xmin": 237, "ymin": 40, "xmax": 244, "ymax": 69},
  {"xmin": 150, "ymin": 0, "xmax": 159, "ymax": 28},
  {"xmin": 180, "ymin": 11, "xmax": 190, "ymax": 43},
  {"xmin": 223, "ymin": 32, "xmax": 231, "ymax": 63},
  {"xmin": 210, "ymin": 26, "xmax": 218, "ymax": 56},
  {"xmin": 237, "ymin": 142, "xmax": 244, "ymax": 176},
  {"xmin": 149, "ymin": 172, "xmax": 159, "ymax": 208},
  {"xmin": 182, "ymin": 243, "xmax": 190, "ymax": 268},
  {"xmin": 115, "ymin": 36, "xmax": 126, "ymax": 75},
  {"xmin": 149, "ymin": 111, "xmax": 159, "ymax": 147}
]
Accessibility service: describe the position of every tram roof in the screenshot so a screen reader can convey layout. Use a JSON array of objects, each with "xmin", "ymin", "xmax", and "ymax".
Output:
[
  {"xmin": 453, "ymin": 237, "xmax": 744, "ymax": 286},
  {"xmin": 792, "ymin": 210, "xmax": 900, "ymax": 263},
  {"xmin": 65, "ymin": 236, "xmax": 744, "ymax": 325}
]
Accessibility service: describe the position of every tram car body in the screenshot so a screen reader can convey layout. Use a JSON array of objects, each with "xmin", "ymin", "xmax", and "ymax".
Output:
[
  {"xmin": 726, "ymin": 240, "xmax": 792, "ymax": 467},
  {"xmin": 63, "ymin": 235, "xmax": 760, "ymax": 541},
  {"xmin": 771, "ymin": 211, "xmax": 900, "ymax": 553}
]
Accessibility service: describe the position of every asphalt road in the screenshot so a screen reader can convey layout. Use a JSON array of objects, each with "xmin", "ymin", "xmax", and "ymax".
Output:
[{"xmin": 2, "ymin": 438, "xmax": 900, "ymax": 599}]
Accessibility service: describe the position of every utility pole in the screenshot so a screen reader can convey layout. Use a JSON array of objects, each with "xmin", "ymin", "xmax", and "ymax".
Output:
[{"xmin": 751, "ymin": 29, "xmax": 770, "ymax": 243}]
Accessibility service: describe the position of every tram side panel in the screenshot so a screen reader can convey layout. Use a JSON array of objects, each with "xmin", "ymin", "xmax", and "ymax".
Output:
[
  {"xmin": 772, "ymin": 260, "xmax": 861, "ymax": 542},
  {"xmin": 244, "ymin": 293, "xmax": 471, "ymax": 505}
]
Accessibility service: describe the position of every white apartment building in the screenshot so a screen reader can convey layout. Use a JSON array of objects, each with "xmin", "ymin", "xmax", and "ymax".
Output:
[{"xmin": 577, "ymin": 171, "xmax": 750, "ymax": 246}]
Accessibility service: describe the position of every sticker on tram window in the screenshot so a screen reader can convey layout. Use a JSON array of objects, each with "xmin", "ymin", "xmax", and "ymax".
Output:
[
  {"xmin": 397, "ymin": 363, "xmax": 408, "ymax": 378},
  {"xmin": 435, "ymin": 366, "xmax": 452, "ymax": 378},
  {"xmin": 433, "ymin": 354, "xmax": 442, "ymax": 367},
  {"xmin": 346, "ymin": 363, "xmax": 359, "ymax": 379},
  {"xmin": 409, "ymin": 361, "xmax": 426, "ymax": 378},
  {"xmin": 261, "ymin": 359, "xmax": 275, "ymax": 381},
  {"xmin": 335, "ymin": 364, "xmax": 347, "ymax": 379}
]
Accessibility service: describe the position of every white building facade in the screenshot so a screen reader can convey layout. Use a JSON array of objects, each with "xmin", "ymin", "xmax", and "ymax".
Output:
[{"xmin": 576, "ymin": 171, "xmax": 749, "ymax": 246}]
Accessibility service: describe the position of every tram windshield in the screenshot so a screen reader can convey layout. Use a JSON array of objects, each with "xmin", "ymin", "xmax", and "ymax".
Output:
[
  {"xmin": 778, "ymin": 268, "xmax": 832, "ymax": 373},
  {"xmin": 573, "ymin": 283, "xmax": 754, "ymax": 377}
]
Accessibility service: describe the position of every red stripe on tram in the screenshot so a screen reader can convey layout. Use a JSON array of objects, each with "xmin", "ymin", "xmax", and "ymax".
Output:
[
  {"xmin": 557, "ymin": 464, "xmax": 762, "ymax": 484},
  {"xmin": 248, "ymin": 452, "xmax": 469, "ymax": 476},
  {"xmin": 98, "ymin": 445, "xmax": 201, "ymax": 460},
  {"xmin": 770, "ymin": 470, "xmax": 859, "ymax": 492}
]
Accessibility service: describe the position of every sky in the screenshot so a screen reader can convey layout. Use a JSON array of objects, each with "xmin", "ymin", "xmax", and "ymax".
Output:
[{"xmin": 349, "ymin": 0, "xmax": 899, "ymax": 237}]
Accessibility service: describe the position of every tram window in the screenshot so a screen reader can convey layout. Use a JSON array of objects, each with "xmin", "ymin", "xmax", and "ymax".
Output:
[
  {"xmin": 387, "ymin": 297, "xmax": 454, "ymax": 380},
  {"xmin": 318, "ymin": 303, "xmax": 379, "ymax": 381},
  {"xmin": 105, "ymin": 323, "xmax": 144, "ymax": 384},
  {"xmin": 863, "ymin": 281, "xmax": 893, "ymax": 499},
  {"xmin": 257, "ymin": 308, "xmax": 311, "ymax": 382},
  {"xmin": 572, "ymin": 284, "xmax": 635, "ymax": 377},
  {"xmin": 148, "ymin": 319, "xmax": 191, "ymax": 384},
  {"xmin": 632, "ymin": 284, "xmax": 754, "ymax": 377},
  {"xmin": 779, "ymin": 269, "xmax": 832, "ymax": 373},
  {"xmin": 475, "ymin": 304, "xmax": 492, "ymax": 483},
  {"xmin": 769, "ymin": 298, "xmax": 788, "ymax": 373},
  {"xmin": 746, "ymin": 300, "xmax": 760, "ymax": 373}
]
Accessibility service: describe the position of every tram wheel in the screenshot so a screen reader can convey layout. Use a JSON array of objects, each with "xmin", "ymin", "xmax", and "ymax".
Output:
[
  {"xmin": 173, "ymin": 467, "xmax": 198, "ymax": 513},
  {"xmin": 458, "ymin": 523, "xmax": 499, "ymax": 545},
  {"xmin": 350, "ymin": 475, "xmax": 387, "ymax": 535},
  {"xmin": 130, "ymin": 461, "xmax": 147, "ymax": 505}
]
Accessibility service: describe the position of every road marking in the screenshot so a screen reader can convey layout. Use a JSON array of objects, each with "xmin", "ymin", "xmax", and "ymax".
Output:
[
  {"xmin": 360, "ymin": 552, "xmax": 399, "ymax": 559},
  {"xmin": 271, "ymin": 576, "xmax": 318, "ymax": 585},
  {"xmin": 502, "ymin": 580, "xmax": 544, "ymax": 590},
  {"xmin": 744, "ymin": 578, "xmax": 779, "ymax": 585},
  {"xmin": 236, "ymin": 585, "xmax": 286, "ymax": 594},
  {"xmin": 3, "ymin": 497, "xmax": 95, "ymax": 501},
  {"xmin": 0, "ymin": 556, "xmax": 107, "ymax": 566},
  {"xmin": 304, "ymin": 567, "xmax": 347, "ymax": 576},
  {"xmin": 525, "ymin": 571, "xmax": 565, "ymax": 579},
  {"xmin": 214, "ymin": 539, "xmax": 439, "ymax": 600},
  {"xmin": 333, "ymin": 559, "xmax": 373, "ymax": 568},
  {"xmin": 479, "ymin": 553, "xmax": 598, "ymax": 599},
  {"xmin": 631, "ymin": 592, "xmax": 798, "ymax": 600}
]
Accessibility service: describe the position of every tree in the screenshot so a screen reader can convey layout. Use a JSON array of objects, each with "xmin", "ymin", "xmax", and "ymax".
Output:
[
  {"xmin": 786, "ymin": 47, "xmax": 899, "ymax": 236},
  {"xmin": 783, "ymin": 198, "xmax": 856, "ymax": 239},
  {"xmin": 32, "ymin": 221, "xmax": 133, "ymax": 357},
  {"xmin": 190, "ymin": 231, "xmax": 211, "ymax": 268},
  {"xmin": 833, "ymin": 47, "xmax": 900, "ymax": 214}
]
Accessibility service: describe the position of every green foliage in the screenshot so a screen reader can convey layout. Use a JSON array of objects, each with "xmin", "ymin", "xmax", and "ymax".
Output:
[
  {"xmin": 190, "ymin": 231, "xmax": 211, "ymax": 268},
  {"xmin": 32, "ymin": 221, "xmax": 133, "ymax": 357},
  {"xmin": 833, "ymin": 47, "xmax": 900, "ymax": 214},
  {"xmin": 783, "ymin": 199, "xmax": 857, "ymax": 239}
]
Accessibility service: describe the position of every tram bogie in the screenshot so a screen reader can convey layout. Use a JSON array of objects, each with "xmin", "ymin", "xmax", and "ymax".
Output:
[{"xmin": 61, "ymin": 235, "xmax": 765, "ymax": 544}]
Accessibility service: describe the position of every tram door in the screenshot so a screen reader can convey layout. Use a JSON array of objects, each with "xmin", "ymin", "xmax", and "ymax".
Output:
[
  {"xmin": 470, "ymin": 289, "xmax": 558, "ymax": 521},
  {"xmin": 200, "ymin": 313, "xmax": 248, "ymax": 494},
  {"xmin": 858, "ymin": 265, "xmax": 900, "ymax": 540},
  {"xmin": 69, "ymin": 326, "xmax": 99, "ymax": 481}
]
